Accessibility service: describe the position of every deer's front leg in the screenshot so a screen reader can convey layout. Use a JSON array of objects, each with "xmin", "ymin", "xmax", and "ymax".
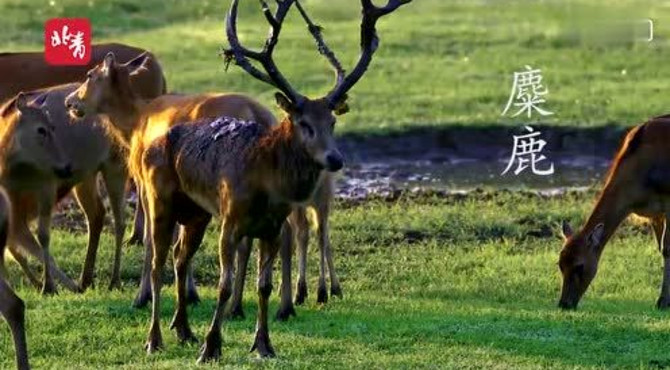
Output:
[
  {"xmin": 37, "ymin": 192, "xmax": 57, "ymax": 295},
  {"xmin": 654, "ymin": 216, "xmax": 670, "ymax": 309}
]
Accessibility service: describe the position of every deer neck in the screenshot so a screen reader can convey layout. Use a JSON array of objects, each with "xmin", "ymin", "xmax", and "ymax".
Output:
[
  {"xmin": 252, "ymin": 119, "xmax": 323, "ymax": 203},
  {"xmin": 578, "ymin": 185, "xmax": 630, "ymax": 257},
  {"xmin": 102, "ymin": 92, "xmax": 144, "ymax": 146}
]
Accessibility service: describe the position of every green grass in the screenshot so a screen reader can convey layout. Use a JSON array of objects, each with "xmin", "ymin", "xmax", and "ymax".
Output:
[
  {"xmin": 2, "ymin": 191, "xmax": 670, "ymax": 369},
  {"xmin": 2, "ymin": 0, "xmax": 670, "ymax": 134}
]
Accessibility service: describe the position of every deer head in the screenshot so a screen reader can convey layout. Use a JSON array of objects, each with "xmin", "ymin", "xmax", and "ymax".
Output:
[
  {"xmin": 557, "ymin": 221, "xmax": 605, "ymax": 309},
  {"xmin": 65, "ymin": 52, "xmax": 150, "ymax": 121},
  {"xmin": 224, "ymin": 0, "xmax": 410, "ymax": 172},
  {"xmin": 0, "ymin": 93, "xmax": 72, "ymax": 180}
]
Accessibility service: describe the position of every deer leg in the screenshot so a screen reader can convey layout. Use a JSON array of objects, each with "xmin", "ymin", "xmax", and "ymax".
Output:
[
  {"xmin": 225, "ymin": 237, "xmax": 251, "ymax": 320},
  {"xmin": 36, "ymin": 191, "xmax": 61, "ymax": 295},
  {"xmin": 73, "ymin": 177, "xmax": 105, "ymax": 291},
  {"xmin": 291, "ymin": 208, "xmax": 309, "ymax": 305},
  {"xmin": 0, "ymin": 276, "xmax": 29, "ymax": 370},
  {"xmin": 653, "ymin": 216, "xmax": 670, "ymax": 309},
  {"xmin": 11, "ymin": 224, "xmax": 79, "ymax": 293},
  {"xmin": 251, "ymin": 225, "xmax": 287, "ymax": 358},
  {"xmin": 277, "ymin": 222, "xmax": 296, "ymax": 321},
  {"xmin": 317, "ymin": 179, "xmax": 341, "ymax": 300},
  {"xmin": 101, "ymin": 161, "xmax": 128, "ymax": 291},
  {"xmin": 7, "ymin": 246, "xmax": 41, "ymax": 289},
  {"xmin": 144, "ymin": 194, "xmax": 176, "ymax": 354},
  {"xmin": 127, "ymin": 180, "xmax": 145, "ymax": 246},
  {"xmin": 170, "ymin": 215, "xmax": 210, "ymax": 344},
  {"xmin": 173, "ymin": 227, "xmax": 200, "ymax": 306},
  {"xmin": 198, "ymin": 221, "xmax": 238, "ymax": 363},
  {"xmin": 134, "ymin": 185, "xmax": 153, "ymax": 308}
]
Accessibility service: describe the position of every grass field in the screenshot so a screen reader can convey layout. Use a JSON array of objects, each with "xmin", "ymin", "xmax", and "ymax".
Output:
[
  {"xmin": 0, "ymin": 191, "xmax": 670, "ymax": 369},
  {"xmin": 3, "ymin": 0, "xmax": 670, "ymax": 133},
  {"xmin": 3, "ymin": 0, "xmax": 670, "ymax": 368}
]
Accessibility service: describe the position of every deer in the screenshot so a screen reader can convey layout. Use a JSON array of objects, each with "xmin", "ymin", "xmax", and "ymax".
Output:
[
  {"xmin": 65, "ymin": 52, "xmax": 334, "ymax": 317},
  {"xmin": 66, "ymin": 0, "xmax": 409, "ymax": 361},
  {"xmin": 0, "ymin": 157, "xmax": 29, "ymax": 370},
  {"xmin": 0, "ymin": 53, "xmax": 162, "ymax": 294},
  {"xmin": 0, "ymin": 42, "xmax": 167, "ymax": 246},
  {"xmin": 65, "ymin": 37, "xmax": 341, "ymax": 316},
  {"xmin": 559, "ymin": 116, "xmax": 670, "ymax": 309}
]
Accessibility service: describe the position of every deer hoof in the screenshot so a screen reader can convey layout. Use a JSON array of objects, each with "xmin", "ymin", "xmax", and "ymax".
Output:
[
  {"xmin": 224, "ymin": 304, "xmax": 245, "ymax": 320},
  {"xmin": 41, "ymin": 282, "xmax": 58, "ymax": 296},
  {"xmin": 294, "ymin": 281, "xmax": 307, "ymax": 305},
  {"xmin": 145, "ymin": 330, "xmax": 163, "ymax": 354},
  {"xmin": 275, "ymin": 304, "xmax": 296, "ymax": 321},
  {"xmin": 108, "ymin": 279, "xmax": 122, "ymax": 291},
  {"xmin": 186, "ymin": 288, "xmax": 201, "ymax": 306},
  {"xmin": 250, "ymin": 330, "xmax": 276, "ymax": 358},
  {"xmin": 317, "ymin": 285, "xmax": 328, "ymax": 304},
  {"xmin": 197, "ymin": 331, "xmax": 222, "ymax": 363},
  {"xmin": 657, "ymin": 296, "xmax": 670, "ymax": 309},
  {"xmin": 331, "ymin": 284, "xmax": 343, "ymax": 299},
  {"xmin": 133, "ymin": 290, "xmax": 151, "ymax": 309}
]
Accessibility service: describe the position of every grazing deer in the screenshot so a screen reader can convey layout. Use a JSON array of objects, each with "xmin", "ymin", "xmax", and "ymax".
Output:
[
  {"xmin": 0, "ymin": 43, "xmax": 167, "ymax": 246},
  {"xmin": 0, "ymin": 185, "xmax": 30, "ymax": 370},
  {"xmin": 559, "ymin": 116, "xmax": 670, "ymax": 309}
]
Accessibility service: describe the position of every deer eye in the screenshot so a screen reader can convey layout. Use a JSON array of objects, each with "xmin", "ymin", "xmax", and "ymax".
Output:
[
  {"xmin": 37, "ymin": 127, "xmax": 48, "ymax": 136},
  {"xmin": 299, "ymin": 122, "xmax": 314, "ymax": 137}
]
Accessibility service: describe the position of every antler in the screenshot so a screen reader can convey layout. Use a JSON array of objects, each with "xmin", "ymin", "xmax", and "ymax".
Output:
[
  {"xmin": 294, "ymin": 0, "xmax": 345, "ymax": 87},
  {"xmin": 225, "ymin": 0, "xmax": 304, "ymax": 105},
  {"xmin": 325, "ymin": 0, "xmax": 411, "ymax": 108}
]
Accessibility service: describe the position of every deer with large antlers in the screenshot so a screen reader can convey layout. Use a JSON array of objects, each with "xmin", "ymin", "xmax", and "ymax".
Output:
[{"xmin": 66, "ymin": 0, "xmax": 409, "ymax": 361}]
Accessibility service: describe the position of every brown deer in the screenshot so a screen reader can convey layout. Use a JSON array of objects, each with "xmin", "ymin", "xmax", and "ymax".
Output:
[
  {"xmin": 67, "ymin": 0, "xmax": 408, "ymax": 361},
  {"xmin": 0, "ymin": 167, "xmax": 29, "ymax": 370},
  {"xmin": 559, "ymin": 116, "xmax": 670, "ymax": 309},
  {"xmin": 65, "ymin": 54, "xmax": 270, "ymax": 308},
  {"xmin": 0, "ymin": 53, "xmax": 162, "ymax": 294},
  {"xmin": 0, "ymin": 42, "xmax": 167, "ymax": 245},
  {"xmin": 66, "ymin": 61, "xmax": 339, "ymax": 316}
]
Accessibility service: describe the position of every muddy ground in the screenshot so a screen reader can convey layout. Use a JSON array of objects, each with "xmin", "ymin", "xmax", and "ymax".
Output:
[{"xmin": 53, "ymin": 125, "xmax": 629, "ymax": 230}]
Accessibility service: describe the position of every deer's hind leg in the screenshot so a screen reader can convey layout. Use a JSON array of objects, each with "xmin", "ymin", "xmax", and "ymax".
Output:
[
  {"xmin": 315, "ymin": 177, "xmax": 341, "ymax": 303},
  {"xmin": 101, "ymin": 159, "xmax": 128, "ymax": 290},
  {"xmin": 10, "ymin": 220, "xmax": 79, "ymax": 293},
  {"xmin": 144, "ymin": 174, "xmax": 178, "ymax": 353},
  {"xmin": 276, "ymin": 221, "xmax": 296, "ymax": 321},
  {"xmin": 653, "ymin": 215, "xmax": 670, "ymax": 309},
  {"xmin": 225, "ymin": 237, "xmax": 252, "ymax": 320},
  {"xmin": 170, "ymin": 212, "xmax": 210, "ymax": 343},
  {"xmin": 291, "ymin": 207, "xmax": 309, "ymax": 305},
  {"xmin": 198, "ymin": 219, "xmax": 239, "ymax": 363},
  {"xmin": 73, "ymin": 176, "xmax": 105, "ymax": 291}
]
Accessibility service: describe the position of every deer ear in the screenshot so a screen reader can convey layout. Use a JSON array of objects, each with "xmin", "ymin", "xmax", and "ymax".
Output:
[
  {"xmin": 15, "ymin": 92, "xmax": 28, "ymax": 111},
  {"xmin": 275, "ymin": 92, "xmax": 294, "ymax": 113},
  {"xmin": 589, "ymin": 223, "xmax": 605, "ymax": 248},
  {"xmin": 31, "ymin": 93, "xmax": 48, "ymax": 107},
  {"xmin": 561, "ymin": 220, "xmax": 574, "ymax": 240},
  {"xmin": 126, "ymin": 52, "xmax": 150, "ymax": 76},
  {"xmin": 102, "ymin": 52, "xmax": 117, "ymax": 76}
]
